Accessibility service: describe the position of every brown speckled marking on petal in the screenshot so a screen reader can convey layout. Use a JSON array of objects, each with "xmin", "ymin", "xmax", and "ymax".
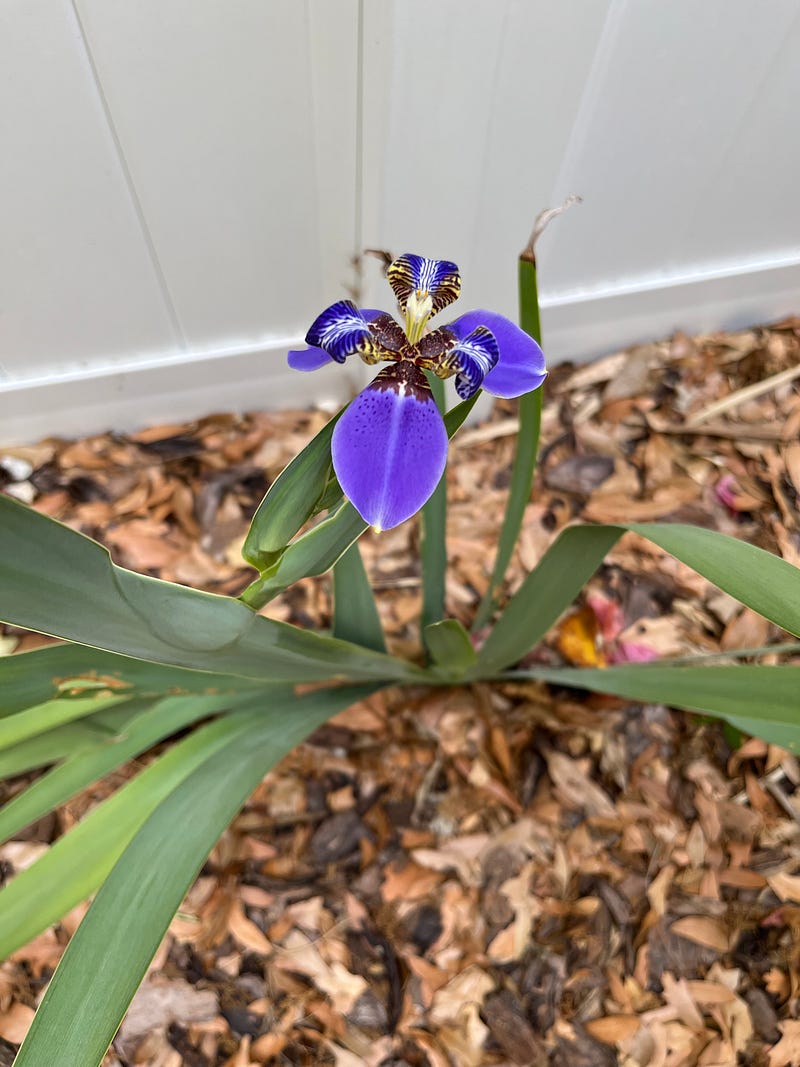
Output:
[
  {"xmin": 367, "ymin": 314, "xmax": 410, "ymax": 355},
  {"xmin": 370, "ymin": 361, "xmax": 431, "ymax": 402},
  {"xmin": 414, "ymin": 327, "xmax": 459, "ymax": 376}
]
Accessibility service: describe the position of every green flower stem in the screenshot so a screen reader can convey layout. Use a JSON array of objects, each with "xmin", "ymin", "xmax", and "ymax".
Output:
[
  {"xmin": 471, "ymin": 253, "xmax": 543, "ymax": 631},
  {"xmin": 421, "ymin": 374, "xmax": 448, "ymax": 649}
]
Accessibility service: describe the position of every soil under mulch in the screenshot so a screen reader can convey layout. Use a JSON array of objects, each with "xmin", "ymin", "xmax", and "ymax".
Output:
[{"xmin": 2, "ymin": 317, "xmax": 800, "ymax": 1066}]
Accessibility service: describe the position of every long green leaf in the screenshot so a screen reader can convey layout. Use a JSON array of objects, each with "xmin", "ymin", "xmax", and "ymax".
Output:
[
  {"xmin": 242, "ymin": 411, "xmax": 342, "ymax": 570},
  {"xmin": 0, "ymin": 496, "xmax": 421, "ymax": 684},
  {"xmin": 444, "ymin": 394, "xmax": 480, "ymax": 437},
  {"xmin": 0, "ymin": 703, "xmax": 148, "ymax": 778},
  {"xmin": 0, "ymin": 643, "xmax": 264, "ymax": 717},
  {"xmin": 510, "ymin": 663, "xmax": 800, "ymax": 751},
  {"xmin": 476, "ymin": 522, "xmax": 800, "ymax": 677},
  {"xmin": 0, "ymin": 701, "xmax": 281, "ymax": 958},
  {"xmin": 332, "ymin": 542, "xmax": 386, "ymax": 653},
  {"xmin": 472, "ymin": 254, "xmax": 543, "ymax": 631},
  {"xmin": 421, "ymin": 375, "xmax": 448, "ymax": 645},
  {"xmin": 0, "ymin": 694, "xmax": 242, "ymax": 843},
  {"xmin": 15, "ymin": 683, "xmax": 376, "ymax": 1067},
  {"xmin": 0, "ymin": 692, "xmax": 132, "ymax": 752},
  {"xmin": 663, "ymin": 641, "xmax": 800, "ymax": 664}
]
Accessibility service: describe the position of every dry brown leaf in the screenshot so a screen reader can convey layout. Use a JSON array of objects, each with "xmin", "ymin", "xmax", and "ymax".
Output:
[
  {"xmin": 718, "ymin": 867, "xmax": 766, "ymax": 889},
  {"xmin": 647, "ymin": 864, "xmax": 675, "ymax": 916},
  {"xmin": 434, "ymin": 1007, "xmax": 489, "ymax": 1067},
  {"xmin": 9, "ymin": 929, "xmax": 63, "ymax": 975},
  {"xmin": 228, "ymin": 901, "xmax": 273, "ymax": 954},
  {"xmin": 685, "ymin": 980, "xmax": 736, "ymax": 1005},
  {"xmin": 783, "ymin": 442, "xmax": 800, "ymax": 497},
  {"xmin": 429, "ymin": 965, "xmax": 495, "ymax": 1025},
  {"xmin": 105, "ymin": 519, "xmax": 182, "ymax": 571},
  {"xmin": 117, "ymin": 978, "xmax": 217, "ymax": 1055},
  {"xmin": 0, "ymin": 1002, "xmax": 34, "ymax": 1044},
  {"xmin": 381, "ymin": 859, "xmax": 445, "ymax": 902},
  {"xmin": 769, "ymin": 1021, "xmax": 800, "ymax": 1066},
  {"xmin": 412, "ymin": 834, "xmax": 489, "ymax": 887},
  {"xmin": 661, "ymin": 972, "xmax": 705, "ymax": 1031},
  {"xmin": 406, "ymin": 956, "xmax": 450, "ymax": 1005},
  {"xmin": 767, "ymin": 870, "xmax": 800, "ymax": 904},
  {"xmin": 765, "ymin": 968, "xmax": 791, "ymax": 1001},
  {"xmin": 670, "ymin": 916, "xmax": 730, "ymax": 953},
  {"xmin": 721, "ymin": 606, "xmax": 771, "ymax": 651},
  {"xmin": 584, "ymin": 1014, "xmax": 641, "ymax": 1044},
  {"xmin": 584, "ymin": 477, "xmax": 700, "ymax": 522},
  {"xmin": 271, "ymin": 930, "xmax": 367, "ymax": 1013},
  {"xmin": 0, "ymin": 841, "xmax": 49, "ymax": 871},
  {"xmin": 545, "ymin": 749, "xmax": 616, "ymax": 817}
]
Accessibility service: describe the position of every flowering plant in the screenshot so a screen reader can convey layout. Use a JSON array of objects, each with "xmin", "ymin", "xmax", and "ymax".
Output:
[
  {"xmin": 2, "ymin": 219, "xmax": 800, "ymax": 1065},
  {"xmin": 288, "ymin": 252, "xmax": 545, "ymax": 530}
]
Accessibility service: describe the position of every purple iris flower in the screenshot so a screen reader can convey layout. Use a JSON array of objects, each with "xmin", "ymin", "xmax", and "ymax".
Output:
[{"xmin": 288, "ymin": 253, "xmax": 546, "ymax": 531}]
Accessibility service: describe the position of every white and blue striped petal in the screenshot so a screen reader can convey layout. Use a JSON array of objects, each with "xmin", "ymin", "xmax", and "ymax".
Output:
[
  {"xmin": 388, "ymin": 254, "xmax": 461, "ymax": 315},
  {"xmin": 305, "ymin": 300, "xmax": 378, "ymax": 364},
  {"xmin": 446, "ymin": 325, "xmax": 499, "ymax": 399},
  {"xmin": 415, "ymin": 325, "xmax": 499, "ymax": 399}
]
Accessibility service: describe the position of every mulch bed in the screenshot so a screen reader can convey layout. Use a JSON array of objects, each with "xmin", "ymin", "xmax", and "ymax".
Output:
[{"xmin": 2, "ymin": 317, "xmax": 800, "ymax": 1065}]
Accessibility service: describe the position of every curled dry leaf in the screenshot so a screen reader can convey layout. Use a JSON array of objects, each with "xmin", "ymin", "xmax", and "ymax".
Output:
[
  {"xmin": 670, "ymin": 916, "xmax": 730, "ymax": 954},
  {"xmin": 544, "ymin": 748, "xmax": 617, "ymax": 817},
  {"xmin": 0, "ymin": 1002, "xmax": 35, "ymax": 1044},
  {"xmin": 584, "ymin": 1014, "xmax": 641, "ymax": 1045},
  {"xmin": 769, "ymin": 1020, "xmax": 800, "ymax": 1067}
]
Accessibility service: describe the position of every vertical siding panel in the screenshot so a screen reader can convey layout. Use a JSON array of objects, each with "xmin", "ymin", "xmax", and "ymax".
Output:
[
  {"xmin": 75, "ymin": 0, "xmax": 353, "ymax": 348},
  {"xmin": 0, "ymin": 0, "xmax": 176, "ymax": 379},
  {"xmin": 307, "ymin": 0, "xmax": 361, "ymax": 300},
  {"xmin": 359, "ymin": 0, "xmax": 613, "ymax": 320},
  {"xmin": 541, "ymin": 0, "xmax": 800, "ymax": 291}
]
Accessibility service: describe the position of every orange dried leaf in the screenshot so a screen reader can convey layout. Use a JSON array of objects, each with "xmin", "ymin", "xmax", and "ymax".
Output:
[
  {"xmin": 556, "ymin": 607, "xmax": 605, "ymax": 667},
  {"xmin": 381, "ymin": 860, "xmax": 444, "ymax": 902},
  {"xmin": 228, "ymin": 902, "xmax": 272, "ymax": 954},
  {"xmin": 670, "ymin": 916, "xmax": 729, "ymax": 953},
  {"xmin": 584, "ymin": 1014, "xmax": 640, "ymax": 1045}
]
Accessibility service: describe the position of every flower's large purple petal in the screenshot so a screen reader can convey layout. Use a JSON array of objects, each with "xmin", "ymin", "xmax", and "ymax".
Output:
[
  {"xmin": 288, "ymin": 345, "xmax": 334, "ymax": 371},
  {"xmin": 388, "ymin": 254, "xmax": 461, "ymax": 315},
  {"xmin": 447, "ymin": 309, "xmax": 546, "ymax": 398},
  {"xmin": 332, "ymin": 365, "xmax": 447, "ymax": 531}
]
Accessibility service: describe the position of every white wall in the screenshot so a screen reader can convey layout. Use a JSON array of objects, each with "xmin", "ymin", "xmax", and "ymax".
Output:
[
  {"xmin": 0, "ymin": 0, "xmax": 366, "ymax": 441},
  {"xmin": 2, "ymin": 0, "xmax": 798, "ymax": 443},
  {"xmin": 361, "ymin": 0, "xmax": 800, "ymax": 358}
]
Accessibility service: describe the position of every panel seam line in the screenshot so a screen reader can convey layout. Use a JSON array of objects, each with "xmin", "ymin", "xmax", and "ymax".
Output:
[
  {"xmin": 69, "ymin": 0, "xmax": 188, "ymax": 350},
  {"xmin": 354, "ymin": 0, "xmax": 365, "ymax": 301}
]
